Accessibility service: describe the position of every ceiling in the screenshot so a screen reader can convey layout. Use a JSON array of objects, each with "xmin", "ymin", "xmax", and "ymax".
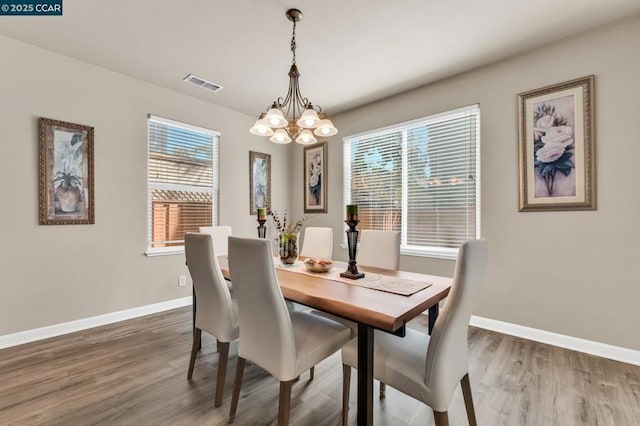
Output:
[{"xmin": 2, "ymin": 0, "xmax": 639, "ymax": 118}]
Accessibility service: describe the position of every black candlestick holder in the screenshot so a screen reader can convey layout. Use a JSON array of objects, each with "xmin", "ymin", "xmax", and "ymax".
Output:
[
  {"xmin": 257, "ymin": 219, "xmax": 267, "ymax": 238},
  {"xmin": 340, "ymin": 219, "xmax": 365, "ymax": 279}
]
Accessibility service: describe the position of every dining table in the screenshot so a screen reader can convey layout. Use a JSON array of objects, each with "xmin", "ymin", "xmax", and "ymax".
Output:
[{"xmin": 215, "ymin": 256, "xmax": 452, "ymax": 426}]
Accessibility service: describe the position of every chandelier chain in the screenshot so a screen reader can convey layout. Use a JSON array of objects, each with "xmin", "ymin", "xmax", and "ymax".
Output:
[{"xmin": 290, "ymin": 19, "xmax": 296, "ymax": 65}]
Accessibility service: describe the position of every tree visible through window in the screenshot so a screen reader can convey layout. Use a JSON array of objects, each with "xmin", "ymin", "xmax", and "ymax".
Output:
[
  {"xmin": 344, "ymin": 105, "xmax": 479, "ymax": 258},
  {"xmin": 349, "ymin": 132, "xmax": 402, "ymax": 232},
  {"xmin": 147, "ymin": 116, "xmax": 219, "ymax": 254}
]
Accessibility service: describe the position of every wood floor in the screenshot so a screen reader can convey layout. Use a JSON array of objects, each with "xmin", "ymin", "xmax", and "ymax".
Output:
[{"xmin": 1, "ymin": 307, "xmax": 639, "ymax": 425}]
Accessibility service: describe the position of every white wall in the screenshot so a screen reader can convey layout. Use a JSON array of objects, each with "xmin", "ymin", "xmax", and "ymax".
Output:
[
  {"xmin": 291, "ymin": 16, "xmax": 640, "ymax": 351},
  {"xmin": 0, "ymin": 35, "xmax": 289, "ymax": 335}
]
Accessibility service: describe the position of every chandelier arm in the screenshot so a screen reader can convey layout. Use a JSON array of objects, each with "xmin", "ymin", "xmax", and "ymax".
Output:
[
  {"xmin": 281, "ymin": 82, "xmax": 294, "ymax": 118},
  {"xmin": 282, "ymin": 79, "xmax": 294, "ymax": 105},
  {"xmin": 298, "ymin": 96, "xmax": 310, "ymax": 109},
  {"xmin": 293, "ymin": 80, "xmax": 307, "ymax": 121}
]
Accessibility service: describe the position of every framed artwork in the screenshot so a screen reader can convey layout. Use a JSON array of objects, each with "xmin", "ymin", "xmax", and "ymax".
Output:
[
  {"xmin": 304, "ymin": 141, "xmax": 327, "ymax": 213},
  {"xmin": 39, "ymin": 117, "xmax": 95, "ymax": 225},
  {"xmin": 249, "ymin": 151, "xmax": 271, "ymax": 215},
  {"xmin": 517, "ymin": 75, "xmax": 596, "ymax": 211}
]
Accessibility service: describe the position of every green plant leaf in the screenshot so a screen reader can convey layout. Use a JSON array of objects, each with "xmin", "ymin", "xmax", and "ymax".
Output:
[{"xmin": 557, "ymin": 167, "xmax": 571, "ymax": 177}]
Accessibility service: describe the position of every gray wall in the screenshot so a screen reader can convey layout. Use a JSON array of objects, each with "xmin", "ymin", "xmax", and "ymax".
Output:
[
  {"xmin": 291, "ymin": 16, "xmax": 640, "ymax": 351},
  {"xmin": 0, "ymin": 35, "xmax": 290, "ymax": 335}
]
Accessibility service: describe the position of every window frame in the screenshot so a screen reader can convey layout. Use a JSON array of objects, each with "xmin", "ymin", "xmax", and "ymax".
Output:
[
  {"xmin": 343, "ymin": 104, "xmax": 481, "ymax": 260},
  {"xmin": 145, "ymin": 115, "xmax": 220, "ymax": 257}
]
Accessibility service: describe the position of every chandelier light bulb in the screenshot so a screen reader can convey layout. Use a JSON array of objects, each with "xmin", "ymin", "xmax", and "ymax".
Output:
[
  {"xmin": 249, "ymin": 118, "xmax": 275, "ymax": 137},
  {"xmin": 264, "ymin": 106, "xmax": 287, "ymax": 128},
  {"xmin": 296, "ymin": 129, "xmax": 317, "ymax": 145},
  {"xmin": 297, "ymin": 108, "xmax": 321, "ymax": 129},
  {"xmin": 270, "ymin": 129, "xmax": 292, "ymax": 144},
  {"xmin": 313, "ymin": 119, "xmax": 338, "ymax": 137}
]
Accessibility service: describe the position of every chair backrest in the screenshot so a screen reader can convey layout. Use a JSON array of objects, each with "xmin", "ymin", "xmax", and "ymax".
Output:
[
  {"xmin": 228, "ymin": 237, "xmax": 297, "ymax": 380},
  {"xmin": 199, "ymin": 226, "xmax": 232, "ymax": 257},
  {"xmin": 358, "ymin": 230, "xmax": 401, "ymax": 270},
  {"xmin": 300, "ymin": 227, "xmax": 333, "ymax": 259},
  {"xmin": 185, "ymin": 233, "xmax": 237, "ymax": 342},
  {"xmin": 424, "ymin": 239, "xmax": 487, "ymax": 409}
]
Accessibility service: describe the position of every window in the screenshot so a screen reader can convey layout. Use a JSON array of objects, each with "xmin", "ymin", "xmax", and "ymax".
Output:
[
  {"xmin": 343, "ymin": 105, "xmax": 479, "ymax": 259},
  {"xmin": 146, "ymin": 115, "xmax": 219, "ymax": 255}
]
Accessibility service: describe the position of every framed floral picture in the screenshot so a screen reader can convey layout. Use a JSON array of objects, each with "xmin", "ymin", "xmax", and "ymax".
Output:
[
  {"xmin": 303, "ymin": 141, "xmax": 327, "ymax": 213},
  {"xmin": 517, "ymin": 75, "xmax": 596, "ymax": 211},
  {"xmin": 249, "ymin": 151, "xmax": 271, "ymax": 215},
  {"xmin": 39, "ymin": 117, "xmax": 95, "ymax": 225}
]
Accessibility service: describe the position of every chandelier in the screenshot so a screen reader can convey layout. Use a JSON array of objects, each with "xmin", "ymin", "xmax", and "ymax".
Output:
[{"xmin": 250, "ymin": 8, "xmax": 337, "ymax": 144}]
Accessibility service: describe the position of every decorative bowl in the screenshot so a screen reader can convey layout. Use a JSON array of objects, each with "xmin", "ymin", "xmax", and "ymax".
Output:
[{"xmin": 303, "ymin": 258, "xmax": 333, "ymax": 273}]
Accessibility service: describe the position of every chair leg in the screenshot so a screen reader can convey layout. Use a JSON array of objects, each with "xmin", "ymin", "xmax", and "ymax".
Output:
[
  {"xmin": 228, "ymin": 357, "xmax": 246, "ymax": 423},
  {"xmin": 342, "ymin": 364, "xmax": 351, "ymax": 426},
  {"xmin": 215, "ymin": 341, "xmax": 230, "ymax": 407},
  {"xmin": 379, "ymin": 382, "xmax": 386, "ymax": 399},
  {"xmin": 460, "ymin": 373, "xmax": 477, "ymax": 426},
  {"xmin": 309, "ymin": 366, "xmax": 315, "ymax": 381},
  {"xmin": 433, "ymin": 411, "xmax": 449, "ymax": 426},
  {"xmin": 187, "ymin": 328, "xmax": 202, "ymax": 379},
  {"xmin": 278, "ymin": 380, "xmax": 294, "ymax": 426}
]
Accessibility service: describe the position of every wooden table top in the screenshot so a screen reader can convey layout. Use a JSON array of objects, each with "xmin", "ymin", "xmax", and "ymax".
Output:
[{"xmin": 218, "ymin": 256, "xmax": 452, "ymax": 333}]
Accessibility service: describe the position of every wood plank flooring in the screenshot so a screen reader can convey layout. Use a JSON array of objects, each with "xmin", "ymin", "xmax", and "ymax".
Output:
[{"xmin": 1, "ymin": 307, "xmax": 639, "ymax": 425}]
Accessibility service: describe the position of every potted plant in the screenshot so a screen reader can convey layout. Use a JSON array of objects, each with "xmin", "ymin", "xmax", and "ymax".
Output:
[
  {"xmin": 54, "ymin": 169, "xmax": 82, "ymax": 213},
  {"xmin": 270, "ymin": 210, "xmax": 311, "ymax": 265}
]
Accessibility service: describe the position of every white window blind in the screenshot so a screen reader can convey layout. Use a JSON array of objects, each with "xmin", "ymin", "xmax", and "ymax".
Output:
[
  {"xmin": 147, "ymin": 115, "xmax": 219, "ymax": 255},
  {"xmin": 344, "ymin": 105, "xmax": 479, "ymax": 258}
]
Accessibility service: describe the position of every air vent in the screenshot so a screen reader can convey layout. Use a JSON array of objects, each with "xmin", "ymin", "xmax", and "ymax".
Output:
[{"xmin": 183, "ymin": 74, "xmax": 223, "ymax": 93}]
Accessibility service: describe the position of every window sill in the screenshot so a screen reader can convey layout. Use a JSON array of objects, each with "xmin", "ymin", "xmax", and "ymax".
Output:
[
  {"xmin": 339, "ymin": 245, "xmax": 457, "ymax": 261},
  {"xmin": 145, "ymin": 247, "xmax": 185, "ymax": 257},
  {"xmin": 400, "ymin": 247, "xmax": 457, "ymax": 261}
]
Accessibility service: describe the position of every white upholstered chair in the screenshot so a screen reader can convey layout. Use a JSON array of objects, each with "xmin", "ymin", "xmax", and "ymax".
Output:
[
  {"xmin": 227, "ymin": 237, "xmax": 351, "ymax": 426},
  {"xmin": 300, "ymin": 226, "xmax": 333, "ymax": 259},
  {"xmin": 341, "ymin": 239, "xmax": 488, "ymax": 426},
  {"xmin": 199, "ymin": 225, "xmax": 232, "ymax": 257},
  {"xmin": 185, "ymin": 233, "xmax": 239, "ymax": 408},
  {"xmin": 357, "ymin": 229, "xmax": 401, "ymax": 270}
]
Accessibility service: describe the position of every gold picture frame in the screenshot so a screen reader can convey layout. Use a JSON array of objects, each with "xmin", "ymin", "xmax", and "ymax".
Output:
[
  {"xmin": 39, "ymin": 117, "xmax": 95, "ymax": 225},
  {"xmin": 249, "ymin": 151, "xmax": 271, "ymax": 215},
  {"xmin": 303, "ymin": 141, "xmax": 327, "ymax": 213},
  {"xmin": 517, "ymin": 75, "xmax": 596, "ymax": 211}
]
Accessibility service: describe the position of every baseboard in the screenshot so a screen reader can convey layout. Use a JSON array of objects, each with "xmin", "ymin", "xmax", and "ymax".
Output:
[
  {"xmin": 0, "ymin": 296, "xmax": 193, "ymax": 350},
  {"xmin": 3, "ymin": 301, "xmax": 638, "ymax": 366},
  {"xmin": 470, "ymin": 315, "xmax": 640, "ymax": 367}
]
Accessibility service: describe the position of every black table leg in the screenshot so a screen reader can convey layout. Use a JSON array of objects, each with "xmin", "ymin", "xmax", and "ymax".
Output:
[
  {"xmin": 357, "ymin": 323, "xmax": 373, "ymax": 426},
  {"xmin": 428, "ymin": 303, "xmax": 439, "ymax": 335}
]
